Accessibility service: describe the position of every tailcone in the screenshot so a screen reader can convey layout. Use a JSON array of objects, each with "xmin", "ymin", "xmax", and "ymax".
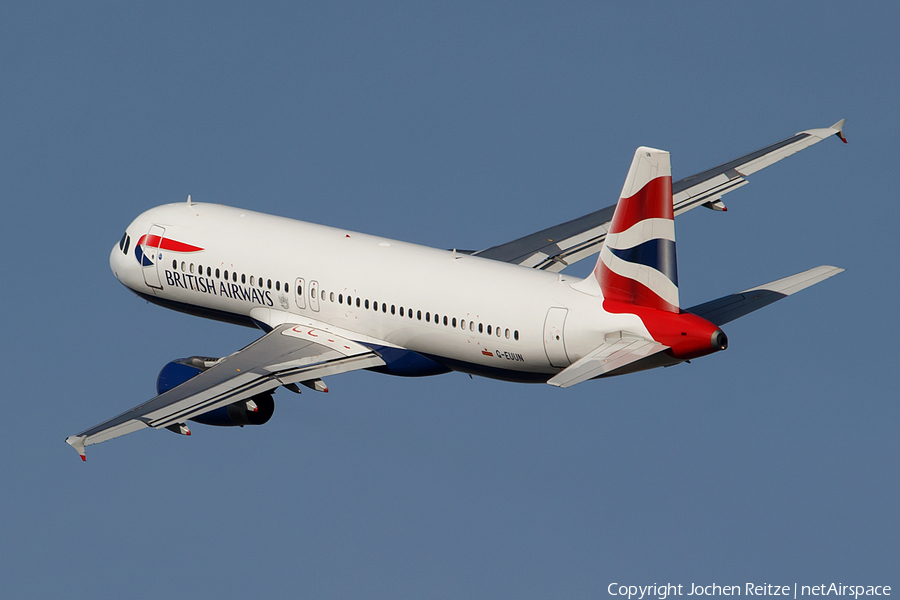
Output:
[
  {"xmin": 662, "ymin": 312, "xmax": 728, "ymax": 360},
  {"xmin": 712, "ymin": 329, "xmax": 728, "ymax": 351},
  {"xmin": 605, "ymin": 300, "xmax": 727, "ymax": 360}
]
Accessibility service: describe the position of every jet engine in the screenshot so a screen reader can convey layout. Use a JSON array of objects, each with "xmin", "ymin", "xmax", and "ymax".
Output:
[{"xmin": 156, "ymin": 357, "xmax": 275, "ymax": 427}]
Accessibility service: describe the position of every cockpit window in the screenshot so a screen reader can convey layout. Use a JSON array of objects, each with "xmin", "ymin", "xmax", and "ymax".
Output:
[
  {"xmin": 123, "ymin": 235, "xmax": 130, "ymax": 255},
  {"xmin": 119, "ymin": 232, "xmax": 127, "ymax": 251}
]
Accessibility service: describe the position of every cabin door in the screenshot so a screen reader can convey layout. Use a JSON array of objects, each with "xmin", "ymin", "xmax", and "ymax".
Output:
[
  {"xmin": 294, "ymin": 278, "xmax": 307, "ymax": 309},
  {"xmin": 543, "ymin": 307, "xmax": 570, "ymax": 367},
  {"xmin": 309, "ymin": 280, "xmax": 320, "ymax": 312},
  {"xmin": 140, "ymin": 224, "xmax": 166, "ymax": 290}
]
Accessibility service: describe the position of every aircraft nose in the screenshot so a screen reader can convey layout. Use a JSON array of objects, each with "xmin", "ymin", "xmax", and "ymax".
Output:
[
  {"xmin": 110, "ymin": 231, "xmax": 132, "ymax": 282},
  {"xmin": 110, "ymin": 242, "xmax": 122, "ymax": 279}
]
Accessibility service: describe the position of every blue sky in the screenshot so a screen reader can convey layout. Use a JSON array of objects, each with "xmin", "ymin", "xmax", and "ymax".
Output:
[{"xmin": 1, "ymin": 2, "xmax": 896, "ymax": 598}]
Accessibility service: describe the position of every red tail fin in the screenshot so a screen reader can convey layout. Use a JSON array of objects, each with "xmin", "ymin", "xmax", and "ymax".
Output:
[{"xmin": 594, "ymin": 147, "xmax": 679, "ymax": 312}]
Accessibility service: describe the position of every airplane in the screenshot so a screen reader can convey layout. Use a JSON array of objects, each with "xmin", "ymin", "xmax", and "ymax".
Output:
[{"xmin": 66, "ymin": 120, "xmax": 848, "ymax": 460}]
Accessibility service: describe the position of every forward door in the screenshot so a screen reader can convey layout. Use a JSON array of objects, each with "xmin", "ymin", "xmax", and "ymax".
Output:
[{"xmin": 141, "ymin": 224, "xmax": 166, "ymax": 290}]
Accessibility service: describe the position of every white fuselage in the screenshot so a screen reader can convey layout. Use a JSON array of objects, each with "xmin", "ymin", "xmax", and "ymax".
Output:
[{"xmin": 110, "ymin": 202, "xmax": 653, "ymax": 382}]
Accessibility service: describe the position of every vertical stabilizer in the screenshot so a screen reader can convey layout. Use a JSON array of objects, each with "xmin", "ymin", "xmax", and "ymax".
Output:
[{"xmin": 594, "ymin": 147, "xmax": 679, "ymax": 312}]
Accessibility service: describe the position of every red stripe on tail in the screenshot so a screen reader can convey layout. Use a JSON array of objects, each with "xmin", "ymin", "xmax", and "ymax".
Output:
[
  {"xmin": 607, "ymin": 176, "xmax": 673, "ymax": 234},
  {"xmin": 595, "ymin": 262, "xmax": 678, "ymax": 313}
]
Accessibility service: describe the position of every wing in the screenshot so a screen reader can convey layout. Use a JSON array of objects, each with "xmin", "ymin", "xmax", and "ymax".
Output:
[
  {"xmin": 685, "ymin": 265, "xmax": 844, "ymax": 327},
  {"xmin": 65, "ymin": 323, "xmax": 385, "ymax": 459},
  {"xmin": 547, "ymin": 335, "xmax": 669, "ymax": 388},
  {"xmin": 474, "ymin": 120, "xmax": 847, "ymax": 272}
]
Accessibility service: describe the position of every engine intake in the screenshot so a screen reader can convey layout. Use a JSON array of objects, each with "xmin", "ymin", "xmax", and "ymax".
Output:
[{"xmin": 157, "ymin": 357, "xmax": 275, "ymax": 427}]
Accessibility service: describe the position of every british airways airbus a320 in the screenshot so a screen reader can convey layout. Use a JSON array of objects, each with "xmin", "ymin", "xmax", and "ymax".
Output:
[{"xmin": 66, "ymin": 121, "xmax": 848, "ymax": 460}]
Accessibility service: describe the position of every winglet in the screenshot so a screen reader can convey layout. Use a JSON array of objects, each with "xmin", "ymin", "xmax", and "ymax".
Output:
[
  {"xmin": 830, "ymin": 119, "xmax": 847, "ymax": 143},
  {"xmin": 66, "ymin": 435, "xmax": 87, "ymax": 461}
]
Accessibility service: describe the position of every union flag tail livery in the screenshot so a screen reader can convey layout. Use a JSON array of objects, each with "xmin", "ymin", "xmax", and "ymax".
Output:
[
  {"xmin": 547, "ymin": 147, "xmax": 727, "ymax": 388},
  {"xmin": 596, "ymin": 147, "xmax": 679, "ymax": 313}
]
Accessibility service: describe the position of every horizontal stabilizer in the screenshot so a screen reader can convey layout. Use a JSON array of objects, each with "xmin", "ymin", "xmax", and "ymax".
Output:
[
  {"xmin": 547, "ymin": 335, "xmax": 669, "ymax": 388},
  {"xmin": 686, "ymin": 265, "xmax": 844, "ymax": 326}
]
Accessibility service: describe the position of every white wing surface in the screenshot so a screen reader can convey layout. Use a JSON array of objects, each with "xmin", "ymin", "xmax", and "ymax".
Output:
[
  {"xmin": 66, "ymin": 324, "xmax": 385, "ymax": 459},
  {"xmin": 474, "ymin": 121, "xmax": 847, "ymax": 271}
]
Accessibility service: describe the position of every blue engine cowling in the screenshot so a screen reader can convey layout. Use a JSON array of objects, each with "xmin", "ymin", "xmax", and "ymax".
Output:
[{"xmin": 157, "ymin": 357, "xmax": 275, "ymax": 427}]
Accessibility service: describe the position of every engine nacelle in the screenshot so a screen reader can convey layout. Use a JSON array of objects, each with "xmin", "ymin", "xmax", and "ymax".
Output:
[{"xmin": 157, "ymin": 357, "xmax": 275, "ymax": 427}]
